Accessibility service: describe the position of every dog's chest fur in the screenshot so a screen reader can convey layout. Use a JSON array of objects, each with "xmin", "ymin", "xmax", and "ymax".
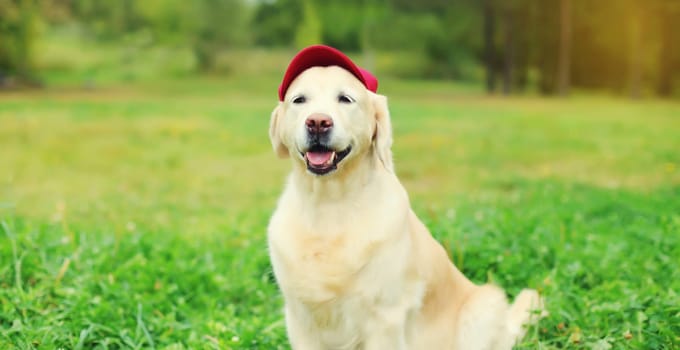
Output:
[
  {"xmin": 268, "ymin": 180, "xmax": 425, "ymax": 346},
  {"xmin": 269, "ymin": 193, "xmax": 408, "ymax": 303}
]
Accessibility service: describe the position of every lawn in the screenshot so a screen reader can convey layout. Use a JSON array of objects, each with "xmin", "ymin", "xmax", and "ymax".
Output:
[{"xmin": 1, "ymin": 76, "xmax": 679, "ymax": 349}]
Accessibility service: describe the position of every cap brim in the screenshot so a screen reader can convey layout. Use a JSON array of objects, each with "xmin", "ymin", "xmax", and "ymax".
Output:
[{"xmin": 278, "ymin": 45, "xmax": 378, "ymax": 101}]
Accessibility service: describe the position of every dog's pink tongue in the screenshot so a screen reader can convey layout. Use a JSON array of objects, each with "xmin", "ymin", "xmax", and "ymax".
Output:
[{"xmin": 306, "ymin": 151, "xmax": 333, "ymax": 166}]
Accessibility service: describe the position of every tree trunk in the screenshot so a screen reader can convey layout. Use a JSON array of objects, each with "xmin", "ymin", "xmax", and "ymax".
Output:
[
  {"xmin": 513, "ymin": 1, "xmax": 531, "ymax": 93},
  {"xmin": 194, "ymin": 42, "xmax": 216, "ymax": 72},
  {"xmin": 483, "ymin": 0, "xmax": 497, "ymax": 93},
  {"xmin": 502, "ymin": 6, "xmax": 515, "ymax": 95},
  {"xmin": 361, "ymin": 3, "xmax": 376, "ymax": 73},
  {"xmin": 557, "ymin": 0, "xmax": 571, "ymax": 96},
  {"xmin": 656, "ymin": 8, "xmax": 673, "ymax": 97},
  {"xmin": 536, "ymin": 0, "xmax": 556, "ymax": 95},
  {"xmin": 628, "ymin": 12, "xmax": 643, "ymax": 99}
]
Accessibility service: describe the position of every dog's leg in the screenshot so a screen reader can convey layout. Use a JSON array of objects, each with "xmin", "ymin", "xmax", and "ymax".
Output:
[
  {"xmin": 285, "ymin": 306, "xmax": 324, "ymax": 350},
  {"xmin": 360, "ymin": 306, "xmax": 408, "ymax": 349},
  {"xmin": 453, "ymin": 284, "xmax": 511, "ymax": 350}
]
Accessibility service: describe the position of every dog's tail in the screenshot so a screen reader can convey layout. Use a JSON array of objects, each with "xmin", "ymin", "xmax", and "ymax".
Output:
[{"xmin": 497, "ymin": 289, "xmax": 547, "ymax": 348}]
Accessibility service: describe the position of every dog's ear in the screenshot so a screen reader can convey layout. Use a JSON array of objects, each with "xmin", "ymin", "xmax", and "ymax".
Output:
[
  {"xmin": 269, "ymin": 103, "xmax": 289, "ymax": 158},
  {"xmin": 372, "ymin": 93, "xmax": 394, "ymax": 172}
]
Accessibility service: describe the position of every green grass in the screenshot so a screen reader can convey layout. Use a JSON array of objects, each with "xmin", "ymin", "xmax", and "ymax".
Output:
[{"xmin": 1, "ymin": 77, "xmax": 679, "ymax": 349}]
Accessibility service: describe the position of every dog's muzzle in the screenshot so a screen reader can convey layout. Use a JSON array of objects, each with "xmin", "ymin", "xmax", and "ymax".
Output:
[{"xmin": 302, "ymin": 144, "xmax": 351, "ymax": 175}]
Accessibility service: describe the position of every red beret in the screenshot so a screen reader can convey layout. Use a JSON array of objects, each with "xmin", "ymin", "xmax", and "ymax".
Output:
[{"xmin": 278, "ymin": 45, "xmax": 378, "ymax": 101}]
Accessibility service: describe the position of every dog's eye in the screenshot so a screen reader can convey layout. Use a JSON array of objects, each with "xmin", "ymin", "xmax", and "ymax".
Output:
[
  {"xmin": 292, "ymin": 96, "xmax": 306, "ymax": 104},
  {"xmin": 338, "ymin": 94, "xmax": 355, "ymax": 104}
]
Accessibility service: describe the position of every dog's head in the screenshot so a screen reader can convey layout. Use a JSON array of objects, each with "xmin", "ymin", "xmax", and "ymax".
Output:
[{"xmin": 269, "ymin": 65, "xmax": 393, "ymax": 176}]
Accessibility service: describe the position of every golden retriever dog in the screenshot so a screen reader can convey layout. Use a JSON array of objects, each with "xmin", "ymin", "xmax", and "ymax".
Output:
[{"xmin": 267, "ymin": 45, "xmax": 544, "ymax": 349}]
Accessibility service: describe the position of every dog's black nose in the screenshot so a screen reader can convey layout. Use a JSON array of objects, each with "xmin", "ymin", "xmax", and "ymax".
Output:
[{"xmin": 305, "ymin": 114, "xmax": 333, "ymax": 134}]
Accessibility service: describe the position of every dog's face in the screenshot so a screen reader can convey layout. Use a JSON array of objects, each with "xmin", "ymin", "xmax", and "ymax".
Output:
[{"xmin": 270, "ymin": 66, "xmax": 393, "ymax": 176}]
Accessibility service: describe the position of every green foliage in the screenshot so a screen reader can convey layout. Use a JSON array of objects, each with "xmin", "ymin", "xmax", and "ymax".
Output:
[
  {"xmin": 2, "ymin": 0, "xmax": 680, "ymax": 91},
  {"xmin": 0, "ymin": 77, "xmax": 679, "ymax": 348},
  {"xmin": 54, "ymin": 0, "xmax": 252, "ymax": 73},
  {"xmin": 136, "ymin": 0, "xmax": 251, "ymax": 71},
  {"xmin": 294, "ymin": 0, "xmax": 322, "ymax": 49},
  {"xmin": 423, "ymin": 3, "xmax": 481, "ymax": 80},
  {"xmin": 71, "ymin": 0, "xmax": 140, "ymax": 38},
  {"xmin": 252, "ymin": 0, "xmax": 301, "ymax": 47},
  {"xmin": 0, "ymin": 0, "xmax": 39, "ymax": 80},
  {"xmin": 316, "ymin": 0, "xmax": 364, "ymax": 50}
]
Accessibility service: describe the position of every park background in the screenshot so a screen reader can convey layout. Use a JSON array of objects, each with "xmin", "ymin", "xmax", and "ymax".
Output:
[{"xmin": 1, "ymin": 0, "xmax": 679, "ymax": 349}]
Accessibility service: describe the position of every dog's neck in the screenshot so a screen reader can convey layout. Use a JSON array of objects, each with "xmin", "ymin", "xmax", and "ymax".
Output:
[{"xmin": 289, "ymin": 149, "xmax": 387, "ymax": 203}]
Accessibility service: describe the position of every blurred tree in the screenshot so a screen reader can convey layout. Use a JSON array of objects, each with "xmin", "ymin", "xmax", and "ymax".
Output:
[
  {"xmin": 573, "ymin": 2, "xmax": 632, "ymax": 92},
  {"xmin": 38, "ymin": 0, "xmax": 72, "ymax": 24},
  {"xmin": 135, "ymin": 0, "xmax": 250, "ymax": 71},
  {"xmin": 535, "ymin": 0, "xmax": 559, "ymax": 95},
  {"xmin": 500, "ymin": 1, "xmax": 519, "ymax": 95},
  {"xmin": 557, "ymin": 0, "xmax": 571, "ymax": 96},
  {"xmin": 403, "ymin": 0, "xmax": 481, "ymax": 80},
  {"xmin": 482, "ymin": 0, "xmax": 536, "ymax": 95},
  {"xmin": 0, "ymin": 0, "xmax": 39, "ymax": 86},
  {"xmin": 627, "ymin": 0, "xmax": 644, "ymax": 99},
  {"xmin": 295, "ymin": 0, "xmax": 322, "ymax": 49},
  {"xmin": 511, "ymin": 0, "xmax": 533, "ymax": 92},
  {"xmin": 0, "ymin": 0, "xmax": 675, "ymax": 96},
  {"xmin": 482, "ymin": 0, "xmax": 498, "ymax": 93},
  {"xmin": 359, "ymin": 0, "xmax": 388, "ymax": 72},
  {"xmin": 72, "ymin": 0, "xmax": 142, "ymax": 38},
  {"xmin": 656, "ymin": 0, "xmax": 679, "ymax": 97},
  {"xmin": 368, "ymin": 8, "xmax": 439, "ymax": 52},
  {"xmin": 252, "ymin": 0, "xmax": 301, "ymax": 47},
  {"xmin": 317, "ymin": 0, "xmax": 362, "ymax": 50}
]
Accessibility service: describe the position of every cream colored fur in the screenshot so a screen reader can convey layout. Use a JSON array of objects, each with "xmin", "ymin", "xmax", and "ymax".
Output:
[{"xmin": 268, "ymin": 66, "xmax": 545, "ymax": 349}]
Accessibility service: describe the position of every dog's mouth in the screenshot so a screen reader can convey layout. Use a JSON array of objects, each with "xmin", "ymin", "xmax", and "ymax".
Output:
[{"xmin": 301, "ymin": 144, "xmax": 352, "ymax": 175}]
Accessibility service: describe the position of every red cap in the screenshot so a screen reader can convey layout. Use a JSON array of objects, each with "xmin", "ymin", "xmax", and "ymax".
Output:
[{"xmin": 278, "ymin": 45, "xmax": 378, "ymax": 101}]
